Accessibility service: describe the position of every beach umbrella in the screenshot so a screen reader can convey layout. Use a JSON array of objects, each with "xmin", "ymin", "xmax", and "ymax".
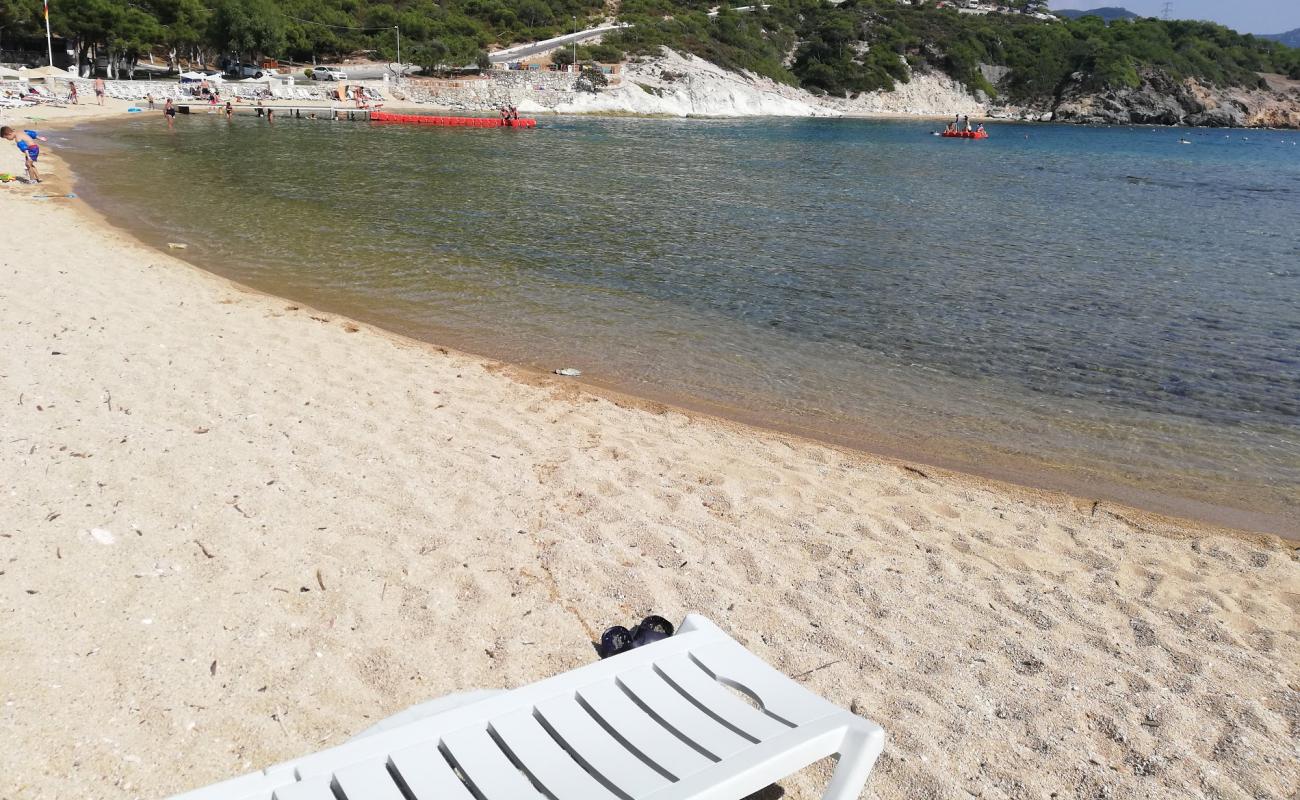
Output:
[{"xmin": 18, "ymin": 65, "xmax": 73, "ymax": 79}]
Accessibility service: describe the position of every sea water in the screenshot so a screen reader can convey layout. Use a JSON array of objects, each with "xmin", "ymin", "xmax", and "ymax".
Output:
[{"xmin": 63, "ymin": 115, "xmax": 1300, "ymax": 534}]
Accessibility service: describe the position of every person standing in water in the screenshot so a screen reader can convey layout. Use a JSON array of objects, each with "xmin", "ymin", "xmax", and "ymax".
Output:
[
  {"xmin": 163, "ymin": 97, "xmax": 176, "ymax": 129},
  {"xmin": 225, "ymin": 100, "xmax": 234, "ymax": 120}
]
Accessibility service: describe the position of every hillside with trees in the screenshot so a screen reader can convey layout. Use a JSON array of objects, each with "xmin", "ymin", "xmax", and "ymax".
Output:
[
  {"xmin": 1260, "ymin": 28, "xmax": 1300, "ymax": 49},
  {"xmin": 607, "ymin": 0, "xmax": 1300, "ymax": 100},
  {"xmin": 2, "ymin": 0, "xmax": 1297, "ymax": 105},
  {"xmin": 1054, "ymin": 7, "xmax": 1140, "ymax": 23}
]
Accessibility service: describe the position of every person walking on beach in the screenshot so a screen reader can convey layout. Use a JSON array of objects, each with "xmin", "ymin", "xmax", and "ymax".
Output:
[
  {"xmin": 163, "ymin": 97, "xmax": 176, "ymax": 129},
  {"xmin": 69, "ymin": 82, "xmax": 78, "ymax": 104},
  {"xmin": 94, "ymin": 77, "xmax": 105, "ymax": 106}
]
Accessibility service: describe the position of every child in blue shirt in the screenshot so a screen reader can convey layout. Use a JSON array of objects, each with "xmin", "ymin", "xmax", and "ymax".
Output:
[{"xmin": 1, "ymin": 126, "xmax": 47, "ymax": 183}]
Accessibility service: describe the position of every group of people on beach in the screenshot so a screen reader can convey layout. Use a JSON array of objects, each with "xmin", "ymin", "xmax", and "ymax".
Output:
[
  {"xmin": 61, "ymin": 78, "xmax": 105, "ymax": 106},
  {"xmin": 945, "ymin": 115, "xmax": 985, "ymax": 135}
]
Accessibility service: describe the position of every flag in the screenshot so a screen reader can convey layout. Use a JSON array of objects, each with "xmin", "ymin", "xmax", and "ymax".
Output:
[{"xmin": 43, "ymin": 0, "xmax": 53, "ymax": 68}]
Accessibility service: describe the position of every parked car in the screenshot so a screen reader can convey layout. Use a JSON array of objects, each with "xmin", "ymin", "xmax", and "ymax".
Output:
[
  {"xmin": 311, "ymin": 67, "xmax": 348, "ymax": 81},
  {"xmin": 227, "ymin": 63, "xmax": 278, "ymax": 79}
]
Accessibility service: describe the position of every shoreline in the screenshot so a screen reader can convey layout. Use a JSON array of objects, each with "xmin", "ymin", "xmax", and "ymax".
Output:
[
  {"xmin": 3, "ymin": 101, "xmax": 1298, "ymax": 800},
  {"xmin": 55, "ymin": 107, "xmax": 1297, "ymax": 540}
]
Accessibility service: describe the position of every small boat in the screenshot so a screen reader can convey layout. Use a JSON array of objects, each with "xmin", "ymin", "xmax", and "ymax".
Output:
[{"xmin": 941, "ymin": 129, "xmax": 989, "ymax": 139}]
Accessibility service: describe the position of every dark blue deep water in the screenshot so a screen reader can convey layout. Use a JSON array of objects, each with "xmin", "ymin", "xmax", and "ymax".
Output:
[{"xmin": 65, "ymin": 115, "xmax": 1300, "ymax": 533}]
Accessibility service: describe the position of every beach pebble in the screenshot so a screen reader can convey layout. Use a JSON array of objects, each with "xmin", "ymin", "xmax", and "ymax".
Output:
[
  {"xmin": 554, "ymin": 368, "xmax": 582, "ymax": 377},
  {"xmin": 89, "ymin": 528, "xmax": 115, "ymax": 545}
]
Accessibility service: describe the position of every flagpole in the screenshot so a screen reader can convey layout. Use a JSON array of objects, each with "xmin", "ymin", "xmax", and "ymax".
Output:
[{"xmin": 44, "ymin": 0, "xmax": 54, "ymax": 67}]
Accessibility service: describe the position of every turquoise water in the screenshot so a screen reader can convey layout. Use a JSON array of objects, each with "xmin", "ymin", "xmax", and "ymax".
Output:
[{"xmin": 64, "ymin": 115, "xmax": 1300, "ymax": 533}]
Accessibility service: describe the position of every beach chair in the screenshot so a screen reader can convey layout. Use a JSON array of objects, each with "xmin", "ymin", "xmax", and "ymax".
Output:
[{"xmin": 168, "ymin": 614, "xmax": 885, "ymax": 800}]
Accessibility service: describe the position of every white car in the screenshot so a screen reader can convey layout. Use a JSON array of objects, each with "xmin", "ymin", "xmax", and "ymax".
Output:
[
  {"xmin": 311, "ymin": 67, "xmax": 348, "ymax": 81},
  {"xmin": 230, "ymin": 63, "xmax": 278, "ymax": 79}
]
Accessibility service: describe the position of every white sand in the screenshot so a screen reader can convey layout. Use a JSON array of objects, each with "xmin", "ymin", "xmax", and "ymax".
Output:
[{"xmin": 0, "ymin": 103, "xmax": 1297, "ymax": 800}]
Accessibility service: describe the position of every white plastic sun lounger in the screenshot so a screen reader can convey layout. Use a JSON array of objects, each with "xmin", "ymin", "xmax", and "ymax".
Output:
[{"xmin": 169, "ymin": 615, "xmax": 885, "ymax": 800}]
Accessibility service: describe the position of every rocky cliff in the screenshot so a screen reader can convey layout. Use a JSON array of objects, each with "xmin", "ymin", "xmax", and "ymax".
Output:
[
  {"xmin": 407, "ymin": 50, "xmax": 1300, "ymax": 128},
  {"xmin": 1048, "ymin": 70, "xmax": 1300, "ymax": 128}
]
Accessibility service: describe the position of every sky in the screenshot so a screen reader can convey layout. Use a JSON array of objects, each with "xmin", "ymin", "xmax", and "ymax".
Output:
[{"xmin": 1047, "ymin": 0, "xmax": 1300, "ymax": 34}]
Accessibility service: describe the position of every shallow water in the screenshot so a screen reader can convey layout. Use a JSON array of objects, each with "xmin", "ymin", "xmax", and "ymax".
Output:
[{"xmin": 63, "ymin": 114, "xmax": 1300, "ymax": 534}]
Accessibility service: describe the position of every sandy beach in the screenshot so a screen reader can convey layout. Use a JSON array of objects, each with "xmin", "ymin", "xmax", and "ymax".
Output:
[{"xmin": 1, "ymin": 101, "xmax": 1298, "ymax": 800}]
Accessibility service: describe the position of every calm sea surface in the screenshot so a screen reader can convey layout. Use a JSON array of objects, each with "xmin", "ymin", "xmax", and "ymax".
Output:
[{"xmin": 63, "ymin": 115, "xmax": 1300, "ymax": 534}]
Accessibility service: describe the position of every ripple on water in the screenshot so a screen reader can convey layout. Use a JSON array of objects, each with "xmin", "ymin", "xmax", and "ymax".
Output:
[{"xmin": 65, "ymin": 116, "xmax": 1300, "ymax": 534}]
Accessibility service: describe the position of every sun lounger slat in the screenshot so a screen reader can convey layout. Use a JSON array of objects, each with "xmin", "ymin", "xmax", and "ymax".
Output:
[
  {"xmin": 167, "ymin": 615, "xmax": 885, "ymax": 800},
  {"xmin": 654, "ymin": 652, "xmax": 792, "ymax": 741},
  {"xmin": 270, "ymin": 775, "xmax": 334, "ymax": 800},
  {"xmin": 687, "ymin": 641, "xmax": 840, "ymax": 727},
  {"xmin": 332, "ymin": 759, "xmax": 405, "ymax": 800},
  {"xmin": 575, "ymin": 680, "xmax": 715, "ymax": 781},
  {"xmin": 617, "ymin": 665, "xmax": 753, "ymax": 761},
  {"xmin": 532, "ymin": 692, "xmax": 675, "ymax": 798},
  {"xmin": 489, "ymin": 706, "xmax": 623, "ymax": 800},
  {"xmin": 388, "ymin": 742, "xmax": 476, "ymax": 800},
  {"xmin": 441, "ymin": 724, "xmax": 547, "ymax": 799}
]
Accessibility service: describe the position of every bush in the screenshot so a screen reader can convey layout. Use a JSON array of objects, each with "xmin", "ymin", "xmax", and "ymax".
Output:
[{"xmin": 576, "ymin": 65, "xmax": 609, "ymax": 92}]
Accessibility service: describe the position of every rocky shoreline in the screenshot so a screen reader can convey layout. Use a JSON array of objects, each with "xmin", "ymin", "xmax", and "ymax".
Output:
[
  {"xmin": 1046, "ymin": 70, "xmax": 1300, "ymax": 128},
  {"xmin": 496, "ymin": 50, "xmax": 1300, "ymax": 128}
]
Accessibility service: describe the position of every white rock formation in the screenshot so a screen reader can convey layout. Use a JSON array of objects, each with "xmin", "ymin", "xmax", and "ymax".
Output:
[
  {"xmin": 527, "ymin": 49, "xmax": 838, "ymax": 117},
  {"xmin": 823, "ymin": 70, "xmax": 990, "ymax": 117}
]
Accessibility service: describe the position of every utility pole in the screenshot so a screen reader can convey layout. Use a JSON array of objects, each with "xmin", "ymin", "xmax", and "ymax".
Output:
[
  {"xmin": 394, "ymin": 25, "xmax": 401, "ymax": 77},
  {"xmin": 572, "ymin": 16, "xmax": 577, "ymax": 73},
  {"xmin": 1161, "ymin": 1, "xmax": 1172, "ymax": 20}
]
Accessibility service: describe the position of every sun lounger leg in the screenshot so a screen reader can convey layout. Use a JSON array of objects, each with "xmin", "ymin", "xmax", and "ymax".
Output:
[{"xmin": 822, "ymin": 725, "xmax": 885, "ymax": 800}]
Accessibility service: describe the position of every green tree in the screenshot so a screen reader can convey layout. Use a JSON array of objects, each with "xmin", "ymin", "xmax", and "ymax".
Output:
[{"xmin": 209, "ymin": 0, "xmax": 286, "ymax": 64}]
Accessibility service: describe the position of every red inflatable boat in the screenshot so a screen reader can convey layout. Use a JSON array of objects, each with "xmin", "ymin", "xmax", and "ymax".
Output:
[
  {"xmin": 941, "ymin": 130, "xmax": 989, "ymax": 139},
  {"xmin": 370, "ymin": 111, "xmax": 536, "ymax": 128}
]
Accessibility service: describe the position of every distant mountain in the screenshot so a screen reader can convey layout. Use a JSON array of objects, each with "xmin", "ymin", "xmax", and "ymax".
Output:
[
  {"xmin": 1259, "ymin": 29, "xmax": 1300, "ymax": 48},
  {"xmin": 1055, "ymin": 7, "xmax": 1142, "ymax": 23}
]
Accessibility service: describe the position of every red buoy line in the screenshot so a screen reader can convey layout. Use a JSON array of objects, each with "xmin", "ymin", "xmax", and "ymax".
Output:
[{"xmin": 370, "ymin": 111, "xmax": 537, "ymax": 128}]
